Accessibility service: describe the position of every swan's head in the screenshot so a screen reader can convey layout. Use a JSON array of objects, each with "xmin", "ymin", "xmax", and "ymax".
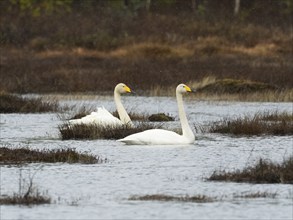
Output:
[
  {"xmin": 176, "ymin": 84, "xmax": 192, "ymax": 94},
  {"xmin": 115, "ymin": 83, "xmax": 132, "ymax": 94}
]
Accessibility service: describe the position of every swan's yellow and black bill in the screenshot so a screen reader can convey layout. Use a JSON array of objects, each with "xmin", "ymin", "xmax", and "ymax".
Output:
[
  {"xmin": 124, "ymin": 85, "xmax": 131, "ymax": 93},
  {"xmin": 184, "ymin": 85, "xmax": 192, "ymax": 92}
]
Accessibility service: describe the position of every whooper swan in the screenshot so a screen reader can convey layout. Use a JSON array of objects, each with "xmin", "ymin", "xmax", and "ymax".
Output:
[
  {"xmin": 69, "ymin": 83, "xmax": 133, "ymax": 127},
  {"xmin": 117, "ymin": 84, "xmax": 195, "ymax": 145}
]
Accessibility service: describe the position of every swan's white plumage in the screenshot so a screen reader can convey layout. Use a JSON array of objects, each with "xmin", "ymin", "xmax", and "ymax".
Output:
[
  {"xmin": 69, "ymin": 107, "xmax": 123, "ymax": 127},
  {"xmin": 118, "ymin": 83, "xmax": 195, "ymax": 145},
  {"xmin": 69, "ymin": 83, "xmax": 133, "ymax": 127},
  {"xmin": 119, "ymin": 129, "xmax": 192, "ymax": 145}
]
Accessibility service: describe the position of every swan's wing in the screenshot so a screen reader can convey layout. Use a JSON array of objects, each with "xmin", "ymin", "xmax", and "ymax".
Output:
[
  {"xmin": 69, "ymin": 114, "xmax": 98, "ymax": 125},
  {"xmin": 118, "ymin": 129, "xmax": 190, "ymax": 145},
  {"xmin": 69, "ymin": 107, "xmax": 123, "ymax": 127}
]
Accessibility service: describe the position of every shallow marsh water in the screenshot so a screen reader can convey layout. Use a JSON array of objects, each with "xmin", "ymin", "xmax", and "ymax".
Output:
[{"xmin": 0, "ymin": 96, "xmax": 292, "ymax": 219}]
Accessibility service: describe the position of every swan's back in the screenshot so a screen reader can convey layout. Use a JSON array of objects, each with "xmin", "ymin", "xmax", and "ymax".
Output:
[
  {"xmin": 117, "ymin": 129, "xmax": 193, "ymax": 145},
  {"xmin": 69, "ymin": 107, "xmax": 123, "ymax": 127}
]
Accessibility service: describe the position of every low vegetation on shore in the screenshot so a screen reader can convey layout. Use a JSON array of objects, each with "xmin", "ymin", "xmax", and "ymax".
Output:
[
  {"xmin": 1, "ymin": 2, "xmax": 292, "ymax": 100},
  {"xmin": 208, "ymin": 156, "xmax": 293, "ymax": 184}
]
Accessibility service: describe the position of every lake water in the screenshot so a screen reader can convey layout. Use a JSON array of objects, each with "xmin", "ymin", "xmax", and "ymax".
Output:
[{"xmin": 0, "ymin": 96, "xmax": 292, "ymax": 220}]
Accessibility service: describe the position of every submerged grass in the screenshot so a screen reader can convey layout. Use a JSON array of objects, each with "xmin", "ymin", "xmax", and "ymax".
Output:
[
  {"xmin": 0, "ymin": 93, "xmax": 59, "ymax": 113},
  {"xmin": 0, "ymin": 147, "xmax": 102, "ymax": 164},
  {"xmin": 59, "ymin": 122, "xmax": 161, "ymax": 140},
  {"xmin": 208, "ymin": 111, "xmax": 293, "ymax": 136},
  {"xmin": 208, "ymin": 156, "xmax": 293, "ymax": 184},
  {"xmin": 129, "ymin": 194, "xmax": 214, "ymax": 203}
]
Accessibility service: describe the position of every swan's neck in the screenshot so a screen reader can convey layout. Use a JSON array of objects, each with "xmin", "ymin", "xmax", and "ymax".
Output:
[
  {"xmin": 177, "ymin": 92, "xmax": 195, "ymax": 141},
  {"xmin": 114, "ymin": 91, "xmax": 132, "ymax": 126}
]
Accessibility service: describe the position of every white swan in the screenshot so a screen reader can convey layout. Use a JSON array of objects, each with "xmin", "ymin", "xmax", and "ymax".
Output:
[
  {"xmin": 117, "ymin": 84, "xmax": 195, "ymax": 145},
  {"xmin": 69, "ymin": 83, "xmax": 133, "ymax": 127}
]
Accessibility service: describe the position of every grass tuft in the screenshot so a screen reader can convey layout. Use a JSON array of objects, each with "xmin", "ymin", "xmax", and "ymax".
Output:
[
  {"xmin": 208, "ymin": 156, "xmax": 293, "ymax": 184},
  {"xmin": 233, "ymin": 191, "xmax": 277, "ymax": 199},
  {"xmin": 0, "ymin": 147, "xmax": 102, "ymax": 164},
  {"xmin": 129, "ymin": 194, "xmax": 214, "ymax": 203},
  {"xmin": 148, "ymin": 113, "xmax": 174, "ymax": 122},
  {"xmin": 208, "ymin": 111, "xmax": 293, "ymax": 136},
  {"xmin": 59, "ymin": 122, "xmax": 161, "ymax": 140},
  {"xmin": 0, "ymin": 193, "xmax": 51, "ymax": 206}
]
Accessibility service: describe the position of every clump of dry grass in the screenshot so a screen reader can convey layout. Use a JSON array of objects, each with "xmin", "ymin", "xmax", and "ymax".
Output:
[
  {"xmin": 0, "ymin": 166, "xmax": 51, "ymax": 206},
  {"xmin": 233, "ymin": 191, "xmax": 277, "ymax": 199},
  {"xmin": 112, "ymin": 110, "xmax": 148, "ymax": 121},
  {"xmin": 208, "ymin": 156, "xmax": 293, "ymax": 184},
  {"xmin": 0, "ymin": 93, "xmax": 59, "ymax": 113},
  {"xmin": 129, "ymin": 194, "xmax": 214, "ymax": 203},
  {"xmin": 0, "ymin": 147, "xmax": 102, "ymax": 164},
  {"xmin": 208, "ymin": 111, "xmax": 293, "ymax": 136},
  {"xmin": 59, "ymin": 122, "xmax": 161, "ymax": 140},
  {"xmin": 148, "ymin": 113, "xmax": 174, "ymax": 122},
  {"xmin": 0, "ymin": 192, "xmax": 51, "ymax": 206}
]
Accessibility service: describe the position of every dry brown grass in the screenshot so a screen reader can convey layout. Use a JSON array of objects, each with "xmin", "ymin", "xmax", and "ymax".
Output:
[
  {"xmin": 208, "ymin": 156, "xmax": 293, "ymax": 184},
  {"xmin": 0, "ymin": 192, "xmax": 51, "ymax": 206},
  {"xmin": 0, "ymin": 146, "xmax": 102, "ymax": 164},
  {"xmin": 1, "ymin": 19, "xmax": 292, "ymax": 96},
  {"xmin": 208, "ymin": 111, "xmax": 293, "ymax": 136},
  {"xmin": 233, "ymin": 191, "xmax": 277, "ymax": 199},
  {"xmin": 0, "ymin": 6, "xmax": 291, "ymax": 100},
  {"xmin": 129, "ymin": 194, "xmax": 214, "ymax": 203},
  {"xmin": 59, "ymin": 122, "xmax": 161, "ymax": 140}
]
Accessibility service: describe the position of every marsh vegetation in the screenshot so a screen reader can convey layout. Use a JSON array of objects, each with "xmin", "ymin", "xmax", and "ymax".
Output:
[
  {"xmin": 1, "ymin": 1, "xmax": 292, "ymax": 102},
  {"xmin": 0, "ymin": 146, "xmax": 103, "ymax": 164},
  {"xmin": 129, "ymin": 194, "xmax": 215, "ymax": 203},
  {"xmin": 208, "ymin": 111, "xmax": 293, "ymax": 136},
  {"xmin": 208, "ymin": 156, "xmax": 293, "ymax": 184},
  {"xmin": 59, "ymin": 122, "xmax": 162, "ymax": 140}
]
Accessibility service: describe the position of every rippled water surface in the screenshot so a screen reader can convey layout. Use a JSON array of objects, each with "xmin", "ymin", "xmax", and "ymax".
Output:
[{"xmin": 1, "ymin": 96, "xmax": 292, "ymax": 220}]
